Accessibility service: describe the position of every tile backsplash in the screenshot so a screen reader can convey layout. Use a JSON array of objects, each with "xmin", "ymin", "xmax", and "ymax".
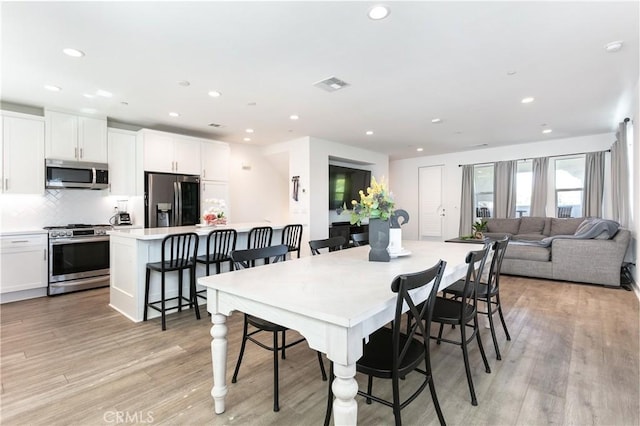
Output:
[{"xmin": 0, "ymin": 189, "xmax": 133, "ymax": 231}]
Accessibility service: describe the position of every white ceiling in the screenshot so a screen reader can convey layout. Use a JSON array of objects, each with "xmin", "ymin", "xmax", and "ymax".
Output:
[{"xmin": 2, "ymin": 1, "xmax": 638, "ymax": 160}]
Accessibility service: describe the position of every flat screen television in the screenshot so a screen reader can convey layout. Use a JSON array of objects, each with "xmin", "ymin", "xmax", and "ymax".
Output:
[{"xmin": 328, "ymin": 165, "xmax": 371, "ymax": 210}]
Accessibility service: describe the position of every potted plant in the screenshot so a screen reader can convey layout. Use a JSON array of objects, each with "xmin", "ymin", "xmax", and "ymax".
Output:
[{"xmin": 472, "ymin": 219, "xmax": 488, "ymax": 239}]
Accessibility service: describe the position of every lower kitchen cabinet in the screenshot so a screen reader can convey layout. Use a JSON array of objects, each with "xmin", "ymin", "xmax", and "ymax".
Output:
[{"xmin": 0, "ymin": 233, "xmax": 48, "ymax": 301}]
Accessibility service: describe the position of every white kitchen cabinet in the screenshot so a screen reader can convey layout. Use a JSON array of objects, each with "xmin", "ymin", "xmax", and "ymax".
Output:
[
  {"xmin": 201, "ymin": 181, "xmax": 230, "ymax": 219},
  {"xmin": 140, "ymin": 129, "xmax": 201, "ymax": 175},
  {"xmin": 0, "ymin": 233, "xmax": 48, "ymax": 294},
  {"xmin": 45, "ymin": 110, "xmax": 107, "ymax": 163},
  {"xmin": 174, "ymin": 137, "xmax": 201, "ymax": 175},
  {"xmin": 108, "ymin": 128, "xmax": 137, "ymax": 195},
  {"xmin": 1, "ymin": 112, "xmax": 45, "ymax": 194},
  {"xmin": 201, "ymin": 141, "xmax": 230, "ymax": 181}
]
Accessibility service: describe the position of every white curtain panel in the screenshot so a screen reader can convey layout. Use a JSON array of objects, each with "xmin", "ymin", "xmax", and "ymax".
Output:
[
  {"xmin": 611, "ymin": 121, "xmax": 631, "ymax": 228},
  {"xmin": 529, "ymin": 157, "xmax": 548, "ymax": 217},
  {"xmin": 494, "ymin": 160, "xmax": 517, "ymax": 218},
  {"xmin": 459, "ymin": 165, "xmax": 474, "ymax": 236},
  {"xmin": 584, "ymin": 151, "xmax": 605, "ymax": 218}
]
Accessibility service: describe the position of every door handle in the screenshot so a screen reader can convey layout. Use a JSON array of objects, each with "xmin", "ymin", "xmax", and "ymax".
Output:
[{"xmin": 80, "ymin": 148, "xmax": 83, "ymax": 159}]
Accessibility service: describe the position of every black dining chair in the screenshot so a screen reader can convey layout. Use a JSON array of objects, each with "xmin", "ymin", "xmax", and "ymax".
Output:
[
  {"xmin": 309, "ymin": 236, "xmax": 346, "ymax": 255},
  {"xmin": 324, "ymin": 260, "xmax": 448, "ymax": 426},
  {"xmin": 143, "ymin": 232, "xmax": 200, "ymax": 330},
  {"xmin": 441, "ymin": 236, "xmax": 511, "ymax": 360},
  {"xmin": 351, "ymin": 232, "xmax": 369, "ymax": 247},
  {"xmin": 194, "ymin": 228, "xmax": 237, "ymax": 301},
  {"xmin": 430, "ymin": 246, "xmax": 492, "ymax": 406},
  {"xmin": 281, "ymin": 224, "xmax": 303, "ymax": 258},
  {"xmin": 230, "ymin": 244, "xmax": 327, "ymax": 412}
]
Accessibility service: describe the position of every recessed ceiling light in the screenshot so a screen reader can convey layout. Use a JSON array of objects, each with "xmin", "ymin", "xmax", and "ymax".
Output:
[
  {"xmin": 368, "ymin": 5, "xmax": 390, "ymax": 20},
  {"xmin": 506, "ymin": 70, "xmax": 517, "ymax": 76},
  {"xmin": 289, "ymin": 115, "xmax": 299, "ymax": 120},
  {"xmin": 605, "ymin": 40, "xmax": 623, "ymax": 52},
  {"xmin": 243, "ymin": 137, "xmax": 251, "ymax": 142},
  {"xmin": 246, "ymin": 128, "xmax": 254, "ymax": 133},
  {"xmin": 431, "ymin": 118, "xmax": 442, "ymax": 123},
  {"xmin": 63, "ymin": 48, "xmax": 84, "ymax": 58},
  {"xmin": 366, "ymin": 130, "xmax": 374, "ymax": 135},
  {"xmin": 96, "ymin": 89, "xmax": 113, "ymax": 98},
  {"xmin": 83, "ymin": 93, "xmax": 95, "ymax": 99},
  {"xmin": 208, "ymin": 90, "xmax": 221, "ymax": 98},
  {"xmin": 521, "ymin": 97, "xmax": 535, "ymax": 104},
  {"xmin": 416, "ymin": 148, "xmax": 424, "ymax": 152},
  {"xmin": 169, "ymin": 112, "xmax": 180, "ymax": 117},
  {"xmin": 542, "ymin": 129, "xmax": 553, "ymax": 134},
  {"xmin": 177, "ymin": 80, "xmax": 190, "ymax": 87},
  {"xmin": 44, "ymin": 84, "xmax": 61, "ymax": 92}
]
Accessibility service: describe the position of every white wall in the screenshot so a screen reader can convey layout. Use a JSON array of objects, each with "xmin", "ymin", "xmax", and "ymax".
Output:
[
  {"xmin": 390, "ymin": 133, "xmax": 615, "ymax": 241},
  {"xmin": 228, "ymin": 143, "xmax": 289, "ymax": 224}
]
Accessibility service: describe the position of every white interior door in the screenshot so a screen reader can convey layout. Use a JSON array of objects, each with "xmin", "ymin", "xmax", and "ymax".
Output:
[{"xmin": 419, "ymin": 165, "xmax": 444, "ymax": 239}]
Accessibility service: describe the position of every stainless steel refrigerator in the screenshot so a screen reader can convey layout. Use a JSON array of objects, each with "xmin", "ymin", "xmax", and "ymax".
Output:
[{"xmin": 144, "ymin": 172, "xmax": 200, "ymax": 228}]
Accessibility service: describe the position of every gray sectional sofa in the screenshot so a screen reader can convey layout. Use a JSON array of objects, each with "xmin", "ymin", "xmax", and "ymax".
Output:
[{"xmin": 483, "ymin": 217, "xmax": 630, "ymax": 287}]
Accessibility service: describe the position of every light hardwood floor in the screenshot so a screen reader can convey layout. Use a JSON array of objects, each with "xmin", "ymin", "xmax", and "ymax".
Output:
[{"xmin": 1, "ymin": 276, "xmax": 638, "ymax": 425}]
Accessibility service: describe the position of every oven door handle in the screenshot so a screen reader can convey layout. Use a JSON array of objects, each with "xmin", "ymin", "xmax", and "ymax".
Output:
[{"xmin": 49, "ymin": 236, "xmax": 110, "ymax": 245}]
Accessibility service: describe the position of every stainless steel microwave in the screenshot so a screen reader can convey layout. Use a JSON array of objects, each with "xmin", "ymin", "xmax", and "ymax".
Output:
[{"xmin": 45, "ymin": 159, "xmax": 109, "ymax": 190}]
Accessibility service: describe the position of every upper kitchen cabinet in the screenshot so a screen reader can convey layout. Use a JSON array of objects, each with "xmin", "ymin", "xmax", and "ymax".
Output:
[
  {"xmin": 1, "ymin": 111, "xmax": 45, "ymax": 194},
  {"xmin": 140, "ymin": 129, "xmax": 201, "ymax": 175},
  {"xmin": 45, "ymin": 110, "xmax": 107, "ymax": 163},
  {"xmin": 108, "ymin": 128, "xmax": 137, "ymax": 195},
  {"xmin": 201, "ymin": 141, "xmax": 230, "ymax": 181}
]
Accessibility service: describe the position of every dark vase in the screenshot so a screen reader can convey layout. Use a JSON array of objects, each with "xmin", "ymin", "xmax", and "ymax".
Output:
[{"xmin": 368, "ymin": 218, "xmax": 390, "ymax": 262}]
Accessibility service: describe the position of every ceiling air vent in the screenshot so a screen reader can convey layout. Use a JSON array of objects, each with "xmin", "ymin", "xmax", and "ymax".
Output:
[{"xmin": 313, "ymin": 76, "xmax": 350, "ymax": 92}]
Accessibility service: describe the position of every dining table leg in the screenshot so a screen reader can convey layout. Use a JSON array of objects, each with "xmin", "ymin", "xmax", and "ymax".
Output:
[
  {"xmin": 332, "ymin": 362, "xmax": 358, "ymax": 425},
  {"xmin": 210, "ymin": 313, "xmax": 228, "ymax": 414}
]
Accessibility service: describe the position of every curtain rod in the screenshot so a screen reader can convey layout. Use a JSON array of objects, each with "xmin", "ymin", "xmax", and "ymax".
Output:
[{"xmin": 458, "ymin": 149, "xmax": 611, "ymax": 167}]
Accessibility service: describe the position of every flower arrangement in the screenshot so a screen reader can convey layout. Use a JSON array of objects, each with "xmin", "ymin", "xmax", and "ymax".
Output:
[
  {"xmin": 203, "ymin": 198, "xmax": 227, "ymax": 225},
  {"xmin": 350, "ymin": 176, "xmax": 395, "ymax": 225}
]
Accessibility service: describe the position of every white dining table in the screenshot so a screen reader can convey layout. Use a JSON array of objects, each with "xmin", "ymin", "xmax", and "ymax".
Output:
[{"xmin": 198, "ymin": 240, "xmax": 478, "ymax": 425}]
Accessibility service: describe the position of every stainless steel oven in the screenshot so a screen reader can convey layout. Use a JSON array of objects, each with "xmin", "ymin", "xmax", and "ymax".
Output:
[{"xmin": 45, "ymin": 224, "xmax": 111, "ymax": 295}]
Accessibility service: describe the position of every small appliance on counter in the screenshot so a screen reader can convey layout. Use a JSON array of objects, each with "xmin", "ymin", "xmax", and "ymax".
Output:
[
  {"xmin": 111, "ymin": 200, "xmax": 133, "ymax": 226},
  {"xmin": 115, "ymin": 212, "xmax": 132, "ymax": 225}
]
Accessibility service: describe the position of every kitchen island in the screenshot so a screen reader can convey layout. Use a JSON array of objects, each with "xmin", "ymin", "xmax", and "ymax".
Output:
[{"xmin": 109, "ymin": 222, "xmax": 287, "ymax": 322}]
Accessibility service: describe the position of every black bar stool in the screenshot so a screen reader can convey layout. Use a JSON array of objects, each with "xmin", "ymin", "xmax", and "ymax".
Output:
[
  {"xmin": 143, "ymin": 232, "xmax": 200, "ymax": 330},
  {"xmin": 281, "ymin": 224, "xmax": 303, "ymax": 258},
  {"xmin": 195, "ymin": 229, "xmax": 237, "ymax": 302},
  {"xmin": 247, "ymin": 226, "xmax": 273, "ymax": 249}
]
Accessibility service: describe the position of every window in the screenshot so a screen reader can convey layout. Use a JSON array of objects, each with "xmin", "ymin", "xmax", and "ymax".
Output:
[
  {"xmin": 473, "ymin": 164, "xmax": 494, "ymax": 218},
  {"xmin": 516, "ymin": 160, "xmax": 532, "ymax": 217},
  {"xmin": 554, "ymin": 156, "xmax": 585, "ymax": 218}
]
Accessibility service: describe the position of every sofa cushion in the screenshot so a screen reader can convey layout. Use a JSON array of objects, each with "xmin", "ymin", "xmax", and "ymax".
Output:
[
  {"xmin": 513, "ymin": 233, "xmax": 546, "ymax": 241},
  {"xmin": 486, "ymin": 218, "xmax": 520, "ymax": 234},
  {"xmin": 550, "ymin": 217, "xmax": 584, "ymax": 236},
  {"xmin": 518, "ymin": 217, "xmax": 546, "ymax": 235},
  {"xmin": 505, "ymin": 244, "xmax": 550, "ymax": 261}
]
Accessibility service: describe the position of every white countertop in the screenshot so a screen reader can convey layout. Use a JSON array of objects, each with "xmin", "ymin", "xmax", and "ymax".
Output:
[
  {"xmin": 0, "ymin": 229, "xmax": 48, "ymax": 237},
  {"xmin": 108, "ymin": 222, "xmax": 287, "ymax": 240}
]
